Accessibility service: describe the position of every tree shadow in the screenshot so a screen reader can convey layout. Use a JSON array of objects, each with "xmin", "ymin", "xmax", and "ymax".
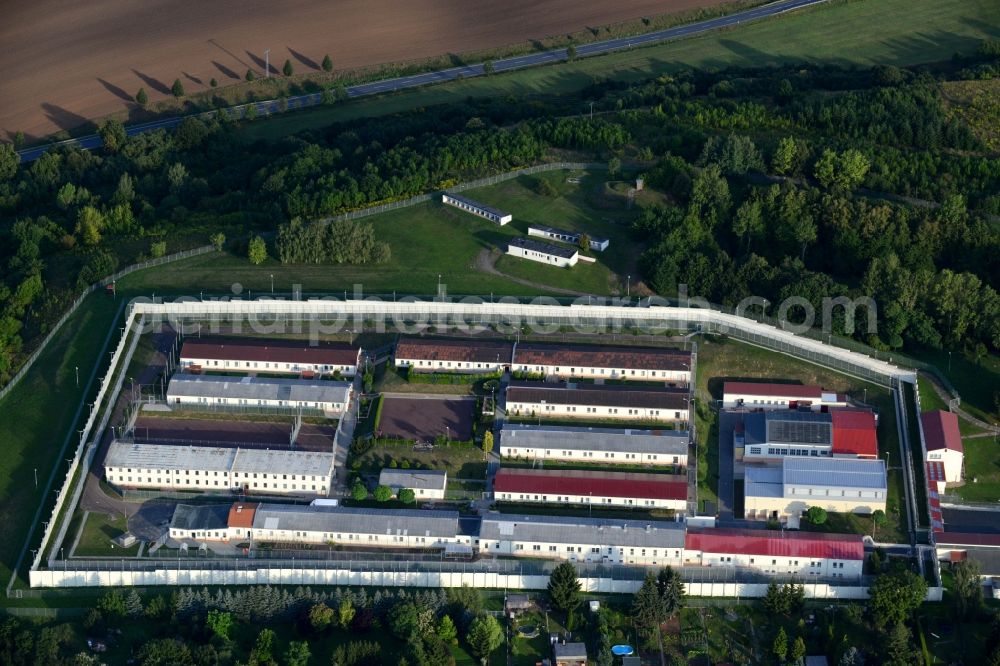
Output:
[
  {"xmin": 212, "ymin": 60, "xmax": 240, "ymax": 80},
  {"xmin": 183, "ymin": 71, "xmax": 203, "ymax": 85},
  {"xmin": 132, "ymin": 69, "xmax": 171, "ymax": 95},
  {"xmin": 245, "ymin": 50, "xmax": 275, "ymax": 76},
  {"xmin": 40, "ymin": 102, "xmax": 95, "ymax": 133},
  {"xmin": 288, "ymin": 47, "xmax": 319, "ymax": 71},
  {"xmin": 207, "ymin": 38, "xmax": 253, "ymax": 70},
  {"xmin": 97, "ymin": 78, "xmax": 134, "ymax": 103}
]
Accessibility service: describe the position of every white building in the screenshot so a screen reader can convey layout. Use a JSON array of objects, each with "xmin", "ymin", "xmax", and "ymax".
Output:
[
  {"xmin": 684, "ymin": 528, "xmax": 864, "ymax": 578},
  {"xmin": 493, "ymin": 468, "xmax": 688, "ymax": 512},
  {"xmin": 442, "ymin": 193, "xmax": 512, "ymax": 225},
  {"xmin": 743, "ymin": 457, "xmax": 887, "ymax": 520},
  {"xmin": 478, "ymin": 514, "xmax": 686, "ymax": 566},
  {"xmin": 499, "ymin": 423, "xmax": 689, "ymax": 467},
  {"xmin": 505, "ymin": 382, "xmax": 690, "ymax": 424},
  {"xmin": 378, "ymin": 468, "xmax": 448, "ymax": 500},
  {"xmin": 738, "ymin": 409, "xmax": 877, "ymax": 462},
  {"xmin": 512, "ymin": 343, "xmax": 691, "ymax": 384},
  {"xmin": 722, "ymin": 381, "xmax": 848, "ymax": 411},
  {"xmin": 922, "ymin": 410, "xmax": 963, "ymax": 487},
  {"xmin": 168, "ymin": 503, "xmax": 234, "ymax": 541},
  {"xmin": 394, "ymin": 337, "xmax": 513, "ymax": 374},
  {"xmin": 527, "ymin": 224, "xmax": 609, "ymax": 251},
  {"xmin": 249, "ymin": 504, "xmax": 468, "ymax": 551},
  {"xmin": 104, "ymin": 440, "xmax": 335, "ymax": 496},
  {"xmin": 506, "ymin": 237, "xmax": 579, "ymax": 267},
  {"xmin": 179, "ymin": 338, "xmax": 361, "ymax": 377},
  {"xmin": 166, "ymin": 373, "xmax": 352, "ymax": 418}
]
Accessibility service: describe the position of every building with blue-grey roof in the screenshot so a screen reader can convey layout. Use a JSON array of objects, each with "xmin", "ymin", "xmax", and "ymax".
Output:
[
  {"xmin": 442, "ymin": 193, "xmax": 512, "ymax": 225},
  {"xmin": 744, "ymin": 457, "xmax": 887, "ymax": 520},
  {"xmin": 499, "ymin": 423, "xmax": 688, "ymax": 467}
]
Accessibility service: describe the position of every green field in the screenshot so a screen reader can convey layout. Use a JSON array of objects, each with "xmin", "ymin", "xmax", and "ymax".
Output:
[
  {"xmin": 240, "ymin": 0, "xmax": 999, "ymax": 142},
  {"xmin": 73, "ymin": 511, "xmax": 139, "ymax": 558},
  {"xmin": 955, "ymin": 435, "xmax": 1000, "ymax": 502}
]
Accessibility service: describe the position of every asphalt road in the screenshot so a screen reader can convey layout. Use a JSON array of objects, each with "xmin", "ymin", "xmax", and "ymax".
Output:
[{"xmin": 15, "ymin": 0, "xmax": 828, "ymax": 163}]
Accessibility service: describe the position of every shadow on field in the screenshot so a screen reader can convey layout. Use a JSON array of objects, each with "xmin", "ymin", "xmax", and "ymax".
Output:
[
  {"xmin": 288, "ymin": 47, "xmax": 319, "ymax": 71},
  {"xmin": 213, "ymin": 60, "xmax": 240, "ymax": 80},
  {"xmin": 41, "ymin": 102, "xmax": 95, "ymax": 133},
  {"xmin": 245, "ymin": 50, "xmax": 275, "ymax": 76},
  {"xmin": 132, "ymin": 69, "xmax": 171, "ymax": 95},
  {"xmin": 97, "ymin": 78, "xmax": 134, "ymax": 103},
  {"xmin": 183, "ymin": 71, "xmax": 203, "ymax": 85}
]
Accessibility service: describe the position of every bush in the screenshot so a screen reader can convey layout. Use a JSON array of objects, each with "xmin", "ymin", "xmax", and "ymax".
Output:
[
  {"xmin": 283, "ymin": 59, "xmax": 293, "ymax": 76},
  {"xmin": 171, "ymin": 79, "xmax": 185, "ymax": 97},
  {"xmin": 136, "ymin": 88, "xmax": 148, "ymax": 106},
  {"xmin": 322, "ymin": 54, "xmax": 333, "ymax": 72},
  {"xmin": 150, "ymin": 240, "xmax": 167, "ymax": 258},
  {"xmin": 398, "ymin": 488, "xmax": 415, "ymax": 504},
  {"xmin": 350, "ymin": 481, "xmax": 368, "ymax": 501},
  {"xmin": 374, "ymin": 485, "xmax": 393, "ymax": 502},
  {"xmin": 246, "ymin": 69, "xmax": 255, "ymax": 82}
]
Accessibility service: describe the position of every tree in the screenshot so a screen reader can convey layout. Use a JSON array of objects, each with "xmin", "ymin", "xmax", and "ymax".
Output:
[
  {"xmin": 246, "ymin": 69, "xmax": 256, "ymax": 82},
  {"xmin": 732, "ymin": 198, "xmax": 764, "ymax": 252},
  {"xmin": 171, "ymin": 79, "xmax": 185, "ymax": 97},
  {"xmin": 248, "ymin": 235, "xmax": 267, "ymax": 265},
  {"xmin": 98, "ymin": 119, "xmax": 127, "ymax": 153},
  {"xmin": 205, "ymin": 609, "xmax": 233, "ymax": 641},
  {"xmin": 283, "ymin": 641, "xmax": 310, "ymax": 666},
  {"xmin": 547, "ymin": 562, "xmax": 581, "ymax": 628},
  {"xmin": 374, "ymin": 484, "xmax": 393, "ymax": 502},
  {"xmin": 398, "ymin": 488, "xmax": 416, "ymax": 504},
  {"xmin": 136, "ymin": 88, "xmax": 148, "ymax": 106},
  {"xmin": 566, "ymin": 44, "xmax": 577, "ymax": 61},
  {"xmin": 337, "ymin": 598, "xmax": 356, "ymax": 629},
  {"xmin": 608, "ymin": 156, "xmax": 622, "ymax": 177},
  {"xmin": 868, "ymin": 567, "xmax": 928, "ymax": 628},
  {"xmin": 578, "ymin": 233, "xmax": 591, "ymax": 251},
  {"xmin": 249, "ymin": 628, "xmax": 276, "ymax": 666},
  {"xmin": 773, "ymin": 627, "xmax": 788, "ymax": 663},
  {"xmin": 483, "ymin": 60, "xmax": 495, "ymax": 76},
  {"xmin": 308, "ymin": 602, "xmax": 334, "ymax": 632},
  {"xmin": 763, "ymin": 582, "xmax": 786, "ymax": 615},
  {"xmin": 137, "ymin": 638, "xmax": 194, "ymax": 665},
  {"xmin": 437, "ymin": 615, "xmax": 458, "ymax": 644},
  {"xmin": 814, "ymin": 148, "xmax": 870, "ymax": 193},
  {"xmin": 209, "ymin": 78, "xmax": 218, "ymax": 88},
  {"xmin": 838, "ymin": 647, "xmax": 863, "ymax": 666},
  {"xmin": 884, "ymin": 621, "xmax": 915, "ymax": 666},
  {"xmin": 481, "ymin": 430, "xmax": 494, "ymax": 456},
  {"xmin": 322, "ymin": 54, "xmax": 333, "ymax": 72},
  {"xmin": 872, "ymin": 509, "xmax": 887, "ymax": 537},
  {"xmin": 805, "ymin": 506, "xmax": 828, "ymax": 525},
  {"xmin": 389, "ymin": 602, "xmax": 434, "ymax": 639},
  {"xmin": 150, "ymin": 240, "xmax": 167, "ymax": 258},
  {"xmin": 0, "ymin": 142, "xmax": 19, "ymax": 181},
  {"xmin": 791, "ymin": 635, "xmax": 806, "ymax": 663},
  {"xmin": 97, "ymin": 589, "xmax": 126, "ymax": 618},
  {"xmin": 466, "ymin": 615, "xmax": 503, "ymax": 664},
  {"xmin": 351, "ymin": 481, "xmax": 368, "ymax": 501},
  {"xmin": 210, "ymin": 233, "xmax": 225, "ymax": 251},
  {"xmin": 953, "ymin": 560, "xmax": 982, "ymax": 618},
  {"xmin": 656, "ymin": 566, "xmax": 684, "ymax": 618},
  {"xmin": 283, "ymin": 59, "xmax": 293, "ymax": 76},
  {"xmin": 363, "ymin": 369, "xmax": 374, "ymax": 392},
  {"xmin": 125, "ymin": 589, "xmax": 144, "ymax": 618},
  {"xmin": 771, "ymin": 137, "xmax": 801, "ymax": 175}
]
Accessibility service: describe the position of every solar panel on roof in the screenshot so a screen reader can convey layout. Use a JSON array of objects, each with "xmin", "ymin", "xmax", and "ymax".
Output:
[{"xmin": 767, "ymin": 419, "xmax": 831, "ymax": 444}]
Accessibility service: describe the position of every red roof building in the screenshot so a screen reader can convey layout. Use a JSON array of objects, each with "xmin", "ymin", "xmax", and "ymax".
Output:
[
  {"xmin": 493, "ymin": 468, "xmax": 687, "ymax": 510},
  {"xmin": 921, "ymin": 410, "xmax": 963, "ymax": 453},
  {"xmin": 685, "ymin": 528, "xmax": 864, "ymax": 561},
  {"xmin": 180, "ymin": 338, "xmax": 361, "ymax": 372},
  {"xmin": 830, "ymin": 409, "xmax": 879, "ymax": 457}
]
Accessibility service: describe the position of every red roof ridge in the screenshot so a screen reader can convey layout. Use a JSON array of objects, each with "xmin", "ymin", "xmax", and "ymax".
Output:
[{"xmin": 920, "ymin": 410, "xmax": 963, "ymax": 453}]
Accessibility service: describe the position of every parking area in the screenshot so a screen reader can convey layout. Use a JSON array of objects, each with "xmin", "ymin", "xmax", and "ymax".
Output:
[{"xmin": 377, "ymin": 395, "xmax": 476, "ymax": 443}]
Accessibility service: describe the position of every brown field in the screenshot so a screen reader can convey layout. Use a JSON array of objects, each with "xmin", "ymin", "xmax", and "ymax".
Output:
[
  {"xmin": 377, "ymin": 395, "xmax": 475, "ymax": 443},
  {"xmin": 0, "ymin": 0, "xmax": 725, "ymax": 140}
]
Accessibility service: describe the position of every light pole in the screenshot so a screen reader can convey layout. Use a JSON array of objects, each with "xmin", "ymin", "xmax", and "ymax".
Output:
[
  {"xmin": 948, "ymin": 350, "xmax": 952, "ymax": 372},
  {"xmin": 626, "ymin": 275, "xmax": 630, "ymax": 298},
  {"xmin": 270, "ymin": 274, "xmax": 274, "ymax": 294},
  {"xmin": 75, "ymin": 366, "xmax": 79, "ymax": 387},
  {"xmin": 264, "ymin": 49, "xmax": 270, "ymax": 78}
]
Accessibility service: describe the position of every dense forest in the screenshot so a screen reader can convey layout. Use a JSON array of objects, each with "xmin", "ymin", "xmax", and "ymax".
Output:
[{"xmin": 0, "ymin": 42, "xmax": 998, "ymax": 383}]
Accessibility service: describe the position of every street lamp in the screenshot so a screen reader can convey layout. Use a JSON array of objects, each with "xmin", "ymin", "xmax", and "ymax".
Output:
[{"xmin": 270, "ymin": 274, "xmax": 274, "ymax": 294}]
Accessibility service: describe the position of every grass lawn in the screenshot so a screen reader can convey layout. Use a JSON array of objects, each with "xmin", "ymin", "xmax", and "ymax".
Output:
[
  {"xmin": 239, "ymin": 0, "xmax": 999, "ymax": 143},
  {"xmin": 510, "ymin": 611, "xmax": 567, "ymax": 666},
  {"xmin": 955, "ymin": 435, "xmax": 1000, "ymax": 502},
  {"xmin": 912, "ymin": 346, "xmax": 1000, "ymax": 423},
  {"xmin": 73, "ymin": 511, "xmax": 140, "ymax": 558},
  {"xmin": 379, "ymin": 366, "xmax": 477, "ymax": 396},
  {"xmin": 0, "ymin": 293, "xmax": 123, "ymax": 588},
  {"xmin": 354, "ymin": 444, "xmax": 488, "ymax": 480}
]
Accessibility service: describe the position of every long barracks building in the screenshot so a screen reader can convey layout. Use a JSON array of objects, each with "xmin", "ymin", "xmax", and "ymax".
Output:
[
  {"xmin": 506, "ymin": 382, "xmax": 690, "ymax": 424},
  {"xmin": 180, "ymin": 338, "xmax": 361, "ymax": 377}
]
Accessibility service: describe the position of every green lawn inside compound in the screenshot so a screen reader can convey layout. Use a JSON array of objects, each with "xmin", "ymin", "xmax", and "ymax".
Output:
[
  {"xmin": 239, "ymin": 0, "xmax": 999, "ymax": 142},
  {"xmin": 955, "ymin": 436, "xmax": 1000, "ymax": 502},
  {"xmin": 73, "ymin": 511, "xmax": 139, "ymax": 558}
]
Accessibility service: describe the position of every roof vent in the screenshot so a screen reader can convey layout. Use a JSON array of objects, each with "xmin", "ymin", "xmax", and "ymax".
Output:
[{"xmin": 645, "ymin": 524, "xmax": 651, "ymax": 532}]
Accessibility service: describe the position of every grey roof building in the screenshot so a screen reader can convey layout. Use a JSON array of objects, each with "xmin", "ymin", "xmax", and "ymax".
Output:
[
  {"xmin": 251, "ymin": 504, "xmax": 460, "ymax": 539},
  {"xmin": 231, "ymin": 448, "xmax": 335, "ymax": 478},
  {"xmin": 479, "ymin": 514, "xmax": 686, "ymax": 550},
  {"xmin": 106, "ymin": 440, "xmax": 236, "ymax": 472},
  {"xmin": 500, "ymin": 423, "xmax": 689, "ymax": 456},
  {"xmin": 379, "ymin": 468, "xmax": 448, "ymax": 494},
  {"xmin": 167, "ymin": 373, "xmax": 351, "ymax": 408},
  {"xmin": 169, "ymin": 503, "xmax": 230, "ymax": 532},
  {"xmin": 507, "ymin": 382, "xmax": 689, "ymax": 410},
  {"xmin": 746, "ymin": 458, "xmax": 887, "ymax": 500}
]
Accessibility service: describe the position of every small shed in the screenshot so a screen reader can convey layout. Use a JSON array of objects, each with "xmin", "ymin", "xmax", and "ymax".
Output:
[{"xmin": 505, "ymin": 594, "xmax": 533, "ymax": 614}]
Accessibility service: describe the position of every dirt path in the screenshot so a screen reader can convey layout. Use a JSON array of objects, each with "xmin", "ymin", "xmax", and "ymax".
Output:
[{"xmin": 474, "ymin": 248, "xmax": 591, "ymax": 297}]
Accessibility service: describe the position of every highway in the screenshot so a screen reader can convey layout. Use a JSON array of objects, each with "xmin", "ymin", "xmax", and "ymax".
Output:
[{"xmin": 15, "ymin": 0, "xmax": 828, "ymax": 163}]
